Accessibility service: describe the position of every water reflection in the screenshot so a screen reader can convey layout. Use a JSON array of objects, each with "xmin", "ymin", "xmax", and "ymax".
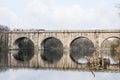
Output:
[
  {"xmin": 12, "ymin": 37, "xmax": 34, "ymax": 61},
  {"xmin": 101, "ymin": 37, "xmax": 120, "ymax": 64},
  {"xmin": 0, "ymin": 53, "xmax": 7, "ymax": 66},
  {"xmin": 0, "ymin": 68, "xmax": 8, "ymax": 73},
  {"xmin": 0, "ymin": 69, "xmax": 120, "ymax": 80},
  {"xmin": 41, "ymin": 37, "xmax": 63, "ymax": 63},
  {"xmin": 78, "ymin": 58, "xmax": 88, "ymax": 64},
  {"xmin": 70, "ymin": 37, "xmax": 94, "ymax": 64},
  {"xmin": 0, "ymin": 47, "xmax": 120, "ymax": 80},
  {"xmin": 13, "ymin": 50, "xmax": 34, "ymax": 61},
  {"xmin": 102, "ymin": 55, "xmax": 119, "ymax": 64}
]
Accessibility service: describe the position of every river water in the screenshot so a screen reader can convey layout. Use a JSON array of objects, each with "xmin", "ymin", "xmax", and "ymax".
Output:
[
  {"xmin": 0, "ymin": 68, "xmax": 120, "ymax": 80},
  {"xmin": 0, "ymin": 50, "xmax": 120, "ymax": 80}
]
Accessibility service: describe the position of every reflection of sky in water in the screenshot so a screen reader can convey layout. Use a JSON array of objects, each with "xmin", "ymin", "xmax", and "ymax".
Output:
[
  {"xmin": 0, "ymin": 69, "xmax": 120, "ymax": 80},
  {"xmin": 78, "ymin": 58, "xmax": 87, "ymax": 64},
  {"xmin": 102, "ymin": 55, "xmax": 119, "ymax": 64}
]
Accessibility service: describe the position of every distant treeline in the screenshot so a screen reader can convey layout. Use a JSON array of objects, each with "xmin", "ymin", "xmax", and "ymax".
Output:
[
  {"xmin": 0, "ymin": 24, "xmax": 9, "ymax": 52},
  {"xmin": 0, "ymin": 24, "xmax": 9, "ymax": 31}
]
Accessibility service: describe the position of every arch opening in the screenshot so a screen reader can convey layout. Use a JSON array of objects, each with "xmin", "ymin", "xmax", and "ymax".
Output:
[
  {"xmin": 101, "ymin": 36, "xmax": 120, "ymax": 64},
  {"xmin": 41, "ymin": 37, "xmax": 63, "ymax": 63},
  {"xmin": 13, "ymin": 37, "xmax": 34, "ymax": 61},
  {"xmin": 13, "ymin": 37, "xmax": 34, "ymax": 50},
  {"xmin": 70, "ymin": 37, "xmax": 95, "ymax": 64}
]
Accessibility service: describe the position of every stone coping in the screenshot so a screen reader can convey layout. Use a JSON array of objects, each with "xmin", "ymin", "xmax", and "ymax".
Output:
[{"xmin": 7, "ymin": 30, "xmax": 120, "ymax": 33}]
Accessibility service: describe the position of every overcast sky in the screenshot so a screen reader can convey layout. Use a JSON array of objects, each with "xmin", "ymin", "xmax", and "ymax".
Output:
[{"xmin": 0, "ymin": 0, "xmax": 120, "ymax": 30}]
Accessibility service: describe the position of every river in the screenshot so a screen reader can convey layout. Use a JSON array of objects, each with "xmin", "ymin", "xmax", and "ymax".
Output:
[
  {"xmin": 0, "ymin": 46, "xmax": 120, "ymax": 80},
  {"xmin": 0, "ymin": 68, "xmax": 119, "ymax": 80}
]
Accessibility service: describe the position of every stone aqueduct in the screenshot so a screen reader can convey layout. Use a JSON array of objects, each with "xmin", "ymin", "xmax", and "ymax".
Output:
[{"xmin": 7, "ymin": 30, "xmax": 120, "ymax": 70}]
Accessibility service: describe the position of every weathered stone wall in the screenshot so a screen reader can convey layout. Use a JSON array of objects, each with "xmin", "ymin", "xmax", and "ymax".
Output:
[{"xmin": 7, "ymin": 30, "xmax": 120, "ymax": 71}]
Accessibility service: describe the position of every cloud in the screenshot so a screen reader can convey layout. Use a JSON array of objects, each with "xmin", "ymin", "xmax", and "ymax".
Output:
[
  {"xmin": 0, "ymin": 0, "xmax": 120, "ymax": 29},
  {"xmin": 22, "ymin": 0, "xmax": 120, "ymax": 29},
  {"xmin": 0, "ymin": 6, "xmax": 19, "ymax": 27},
  {"xmin": 25, "ymin": 0, "xmax": 98, "ymax": 27}
]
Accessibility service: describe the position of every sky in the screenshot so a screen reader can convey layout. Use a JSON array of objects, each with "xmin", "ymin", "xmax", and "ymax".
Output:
[{"xmin": 0, "ymin": 0, "xmax": 120, "ymax": 30}]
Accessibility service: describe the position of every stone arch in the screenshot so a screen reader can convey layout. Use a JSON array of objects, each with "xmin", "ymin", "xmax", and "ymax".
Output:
[
  {"xmin": 13, "ymin": 37, "xmax": 34, "ymax": 49},
  {"xmin": 99, "ymin": 34, "xmax": 120, "ymax": 46},
  {"xmin": 41, "ymin": 37, "xmax": 64, "ymax": 63},
  {"xmin": 12, "ymin": 37, "xmax": 35, "ymax": 62},
  {"xmin": 70, "ymin": 36, "xmax": 95, "ymax": 64},
  {"xmin": 101, "ymin": 36, "xmax": 120, "ymax": 64}
]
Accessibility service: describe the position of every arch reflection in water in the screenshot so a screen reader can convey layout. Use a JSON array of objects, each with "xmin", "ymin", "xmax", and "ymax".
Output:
[
  {"xmin": 13, "ymin": 37, "xmax": 34, "ymax": 61},
  {"xmin": 13, "ymin": 50, "xmax": 34, "ymax": 61},
  {"xmin": 70, "ymin": 37, "xmax": 95, "ymax": 64},
  {"xmin": 101, "ymin": 37, "xmax": 120, "ymax": 64},
  {"xmin": 41, "ymin": 37, "xmax": 63, "ymax": 63}
]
